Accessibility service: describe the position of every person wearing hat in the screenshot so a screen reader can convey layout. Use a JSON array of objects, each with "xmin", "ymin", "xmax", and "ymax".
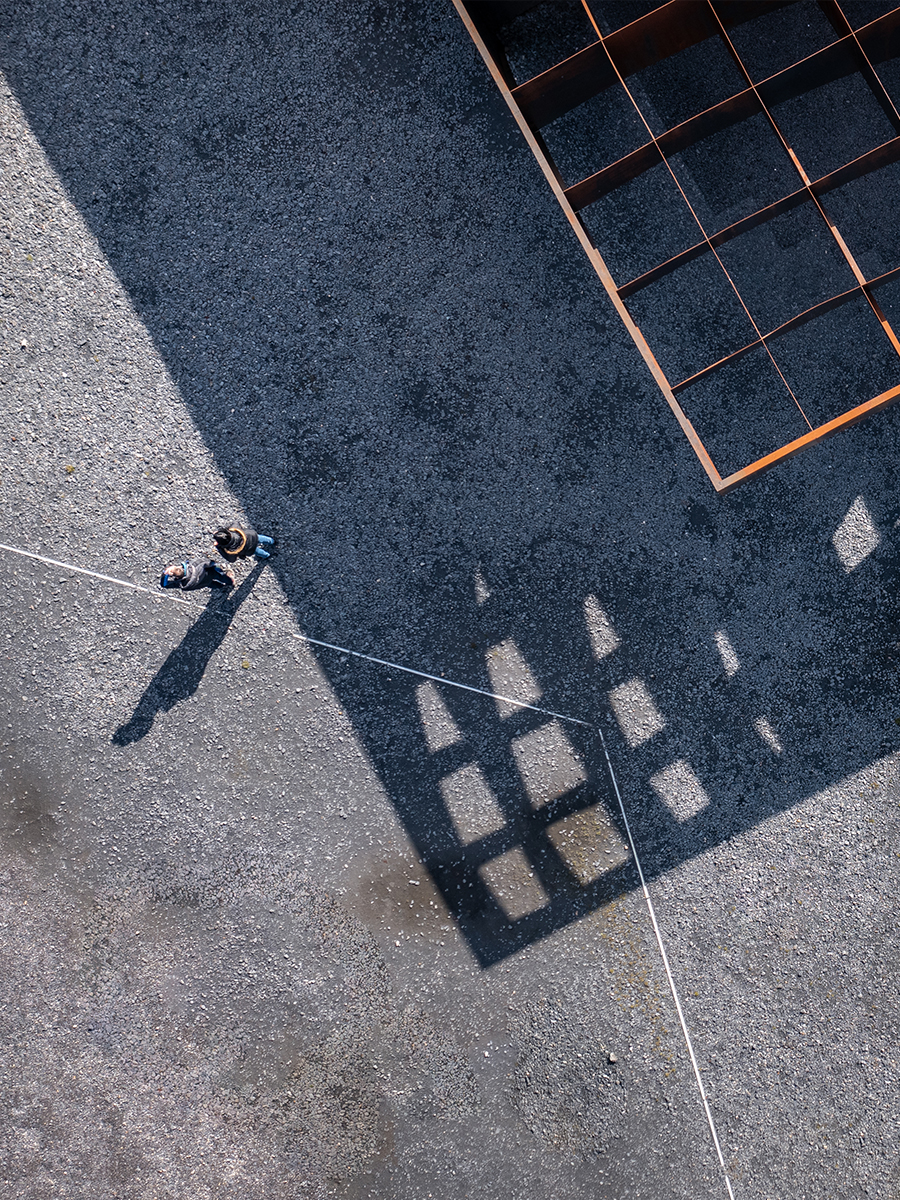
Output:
[
  {"xmin": 212, "ymin": 524, "xmax": 275, "ymax": 562},
  {"xmin": 160, "ymin": 559, "xmax": 235, "ymax": 591}
]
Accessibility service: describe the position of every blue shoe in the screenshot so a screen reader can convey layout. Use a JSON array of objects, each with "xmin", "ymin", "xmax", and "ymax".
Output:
[{"xmin": 255, "ymin": 547, "xmax": 271, "ymax": 560}]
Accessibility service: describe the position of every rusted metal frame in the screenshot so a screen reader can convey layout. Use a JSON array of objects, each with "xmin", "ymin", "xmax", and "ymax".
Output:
[
  {"xmin": 810, "ymin": 2, "xmax": 900, "ymax": 355},
  {"xmin": 587, "ymin": 0, "xmax": 795, "ymax": 79},
  {"xmin": 866, "ymin": 262, "xmax": 900, "ymax": 293},
  {"xmin": 451, "ymin": 0, "xmax": 726, "ymax": 490},
  {"xmin": 671, "ymin": 284, "xmax": 865, "ymax": 395},
  {"xmin": 565, "ymin": 27, "xmax": 882, "ymax": 210},
  {"xmin": 619, "ymin": 134, "xmax": 900, "ymax": 298},
  {"xmin": 855, "ymin": 5, "xmax": 900, "ymax": 68},
  {"xmin": 713, "ymin": 8, "xmax": 900, "ymax": 359},
  {"xmin": 817, "ymin": 1, "xmax": 900, "ymax": 133},
  {"xmin": 463, "ymin": 1, "xmax": 544, "ymax": 43},
  {"xmin": 809, "ymin": 132, "xmax": 900, "ymax": 193},
  {"xmin": 708, "ymin": 0, "xmax": 799, "ymax": 29},
  {"xmin": 512, "ymin": 0, "xmax": 736, "ymax": 129},
  {"xmin": 720, "ymin": 1, "xmax": 900, "ymax": 360},
  {"xmin": 589, "ymin": 2, "xmax": 817, "ymax": 428},
  {"xmin": 455, "ymin": 1, "xmax": 900, "ymax": 490},
  {"xmin": 565, "ymin": 85, "xmax": 763, "ymax": 208},
  {"xmin": 513, "ymin": 0, "xmax": 795, "ymax": 130},
  {"xmin": 565, "ymin": 40, "xmax": 857, "ymax": 207},
  {"xmin": 754, "ymin": 33, "xmax": 865, "ymax": 105},
  {"xmin": 683, "ymin": 24, "xmax": 900, "ymax": 503},
  {"xmin": 601, "ymin": 0, "xmax": 724, "ymax": 79},
  {"xmin": 460, "ymin": 3, "xmax": 523, "ymax": 88},
  {"xmin": 671, "ymin": 264, "xmax": 900, "ymax": 472},
  {"xmin": 619, "ymin": 189, "xmax": 808, "ymax": 298},
  {"xmin": 580, "ymin": 0, "xmax": 602, "ymax": 40},
  {"xmin": 679, "ymin": 264, "xmax": 900, "ymax": 491},
  {"xmin": 511, "ymin": 40, "xmax": 612, "ymax": 129},
  {"xmin": 715, "ymin": 384, "xmax": 900, "ymax": 492}
]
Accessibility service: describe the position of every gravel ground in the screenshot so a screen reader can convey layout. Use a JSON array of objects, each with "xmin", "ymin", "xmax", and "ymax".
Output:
[{"xmin": 1, "ymin": 1, "xmax": 900, "ymax": 1197}]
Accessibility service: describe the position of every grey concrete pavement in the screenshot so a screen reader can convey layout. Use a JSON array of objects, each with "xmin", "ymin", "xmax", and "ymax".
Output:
[
  {"xmin": 0, "ymin": 551, "xmax": 719, "ymax": 1199},
  {"xmin": 1, "ymin": 1, "xmax": 900, "ymax": 1197}
]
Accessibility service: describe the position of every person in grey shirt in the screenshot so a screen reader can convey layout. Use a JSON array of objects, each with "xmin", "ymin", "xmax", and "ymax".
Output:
[{"xmin": 159, "ymin": 559, "xmax": 235, "ymax": 591}]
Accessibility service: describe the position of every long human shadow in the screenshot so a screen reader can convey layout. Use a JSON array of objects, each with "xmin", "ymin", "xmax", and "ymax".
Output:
[
  {"xmin": 4, "ymin": 0, "xmax": 900, "ymax": 964},
  {"xmin": 112, "ymin": 563, "xmax": 265, "ymax": 746}
]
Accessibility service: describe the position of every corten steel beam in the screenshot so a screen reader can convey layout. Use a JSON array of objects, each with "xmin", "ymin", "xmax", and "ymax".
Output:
[
  {"xmin": 565, "ymin": 22, "xmax": 900, "ymax": 210},
  {"xmin": 710, "ymin": 6, "xmax": 900, "ymax": 356},
  {"xmin": 452, "ymin": 0, "xmax": 900, "ymax": 492},
  {"xmin": 618, "ymin": 136, "xmax": 900, "ymax": 299},
  {"xmin": 510, "ymin": 0, "xmax": 794, "ymax": 128}
]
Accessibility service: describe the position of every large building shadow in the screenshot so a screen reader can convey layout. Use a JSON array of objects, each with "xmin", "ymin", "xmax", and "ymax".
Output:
[{"xmin": 4, "ymin": 0, "xmax": 900, "ymax": 965}]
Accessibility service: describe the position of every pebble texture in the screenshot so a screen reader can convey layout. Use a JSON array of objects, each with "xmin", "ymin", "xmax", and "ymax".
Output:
[{"xmin": 1, "ymin": 1, "xmax": 900, "ymax": 1197}]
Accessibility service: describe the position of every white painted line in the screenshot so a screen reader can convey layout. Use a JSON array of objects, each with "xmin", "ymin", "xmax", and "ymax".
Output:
[
  {"xmin": 596, "ymin": 726, "xmax": 736, "ymax": 1200},
  {"xmin": 0, "ymin": 542, "xmax": 197, "ymax": 607},
  {"xmin": 0, "ymin": 537, "xmax": 735, "ymax": 1192},
  {"xmin": 0, "ymin": 541, "xmax": 590, "ymax": 723},
  {"xmin": 293, "ymin": 633, "xmax": 594, "ymax": 726}
]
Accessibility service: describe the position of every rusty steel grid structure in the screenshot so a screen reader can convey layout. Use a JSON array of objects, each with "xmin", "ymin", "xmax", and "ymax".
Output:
[{"xmin": 453, "ymin": 0, "xmax": 900, "ymax": 492}]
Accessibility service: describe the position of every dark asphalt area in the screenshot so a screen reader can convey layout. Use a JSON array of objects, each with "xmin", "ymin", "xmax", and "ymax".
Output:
[{"xmin": 1, "ymin": 1, "xmax": 900, "ymax": 1197}]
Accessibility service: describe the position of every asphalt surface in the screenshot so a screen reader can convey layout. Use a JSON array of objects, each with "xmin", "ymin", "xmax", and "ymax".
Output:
[{"xmin": 1, "ymin": 1, "xmax": 900, "ymax": 1197}]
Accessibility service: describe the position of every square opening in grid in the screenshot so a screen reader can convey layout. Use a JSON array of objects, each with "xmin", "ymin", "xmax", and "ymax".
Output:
[
  {"xmin": 825, "ymin": 157, "xmax": 900, "ymax": 281},
  {"xmin": 724, "ymin": 3, "xmax": 841, "ymax": 82},
  {"xmin": 624, "ymin": 252, "xmax": 757, "ymax": 385},
  {"xmin": 767, "ymin": 67, "xmax": 897, "ymax": 184},
  {"xmin": 579, "ymin": 158, "xmax": 705, "ymax": 285},
  {"xmin": 845, "ymin": 2, "xmax": 900, "ymax": 24},
  {"xmin": 864, "ymin": 7, "xmax": 900, "ymax": 97},
  {"xmin": 622, "ymin": 27, "xmax": 749, "ymax": 136},
  {"xmin": 667, "ymin": 110, "xmax": 799, "ymax": 232},
  {"xmin": 871, "ymin": 25, "xmax": 900, "ymax": 98},
  {"xmin": 716, "ymin": 199, "xmax": 860, "ymax": 334},
  {"xmin": 674, "ymin": 344, "xmax": 811, "ymax": 479},
  {"xmin": 541, "ymin": 80, "xmax": 650, "ymax": 188},
  {"xmin": 768, "ymin": 293, "xmax": 900, "ymax": 425},
  {"xmin": 500, "ymin": 0, "xmax": 599, "ymax": 86}
]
